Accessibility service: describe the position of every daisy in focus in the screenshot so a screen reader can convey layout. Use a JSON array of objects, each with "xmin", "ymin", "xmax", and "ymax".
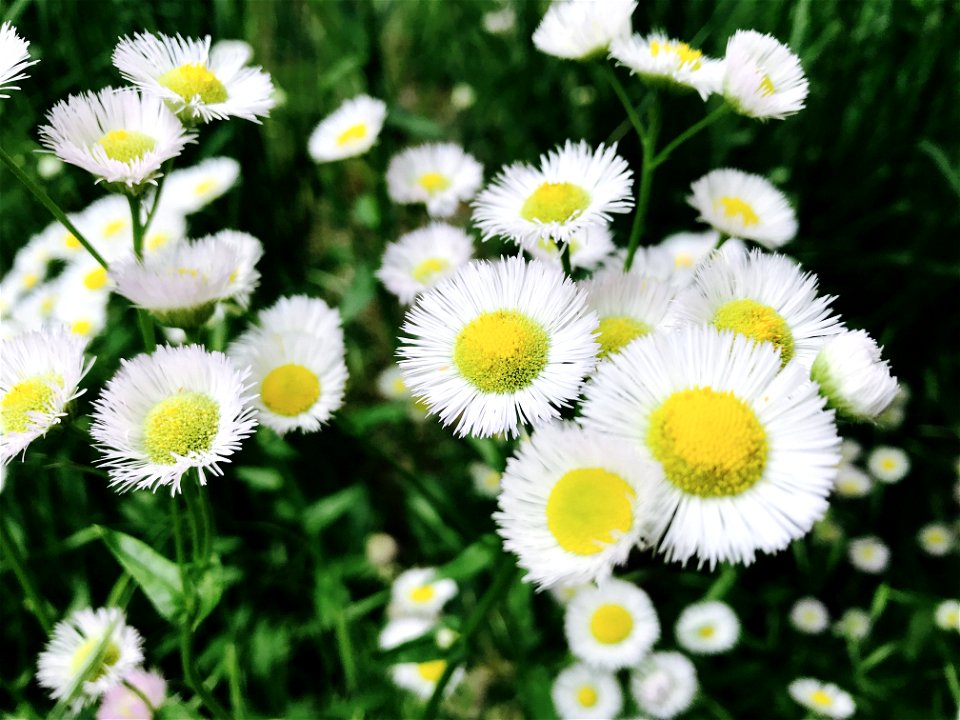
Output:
[
  {"xmin": 113, "ymin": 31, "xmax": 275, "ymax": 123},
  {"xmin": 1, "ymin": 327, "xmax": 93, "ymax": 465},
  {"xmin": 38, "ymin": 88, "xmax": 195, "ymax": 190},
  {"xmin": 580, "ymin": 270, "xmax": 675, "ymax": 359},
  {"xmin": 96, "ymin": 668, "xmax": 167, "ymax": 720},
  {"xmin": 580, "ymin": 325, "xmax": 841, "ymax": 568},
  {"xmin": 610, "ymin": 32, "xmax": 724, "ymax": 99},
  {"xmin": 386, "ymin": 142, "xmax": 483, "ymax": 218},
  {"xmin": 866, "ymin": 445, "xmax": 910, "ymax": 483},
  {"xmin": 398, "ymin": 256, "xmax": 599, "ymax": 438},
  {"xmin": 90, "ymin": 344, "xmax": 258, "ymax": 493},
  {"xmin": 473, "ymin": 140, "xmax": 633, "ymax": 251},
  {"xmin": 723, "ymin": 30, "xmax": 809, "ymax": 120},
  {"xmin": 630, "ymin": 651, "xmax": 698, "ymax": 720},
  {"xmin": 154, "ymin": 156, "xmax": 240, "ymax": 215},
  {"xmin": 788, "ymin": 678, "xmax": 855, "ymax": 719},
  {"xmin": 308, "ymin": 94, "xmax": 387, "ymax": 163},
  {"xmin": 525, "ymin": 224, "xmax": 616, "ymax": 271},
  {"xmin": 674, "ymin": 600, "xmax": 740, "ymax": 654},
  {"xmin": 687, "ymin": 168, "xmax": 797, "ymax": 248},
  {"xmin": 0, "ymin": 22, "xmax": 38, "ymax": 98},
  {"xmin": 848, "ymin": 536, "xmax": 890, "ymax": 574},
  {"xmin": 388, "ymin": 567, "xmax": 458, "ymax": 619},
  {"xmin": 790, "ymin": 597, "xmax": 830, "ymax": 634},
  {"xmin": 377, "ymin": 223, "xmax": 474, "ymax": 304},
  {"xmin": 551, "ymin": 663, "xmax": 623, "ymax": 720},
  {"xmin": 811, "ymin": 329, "xmax": 899, "ymax": 421},
  {"xmin": 532, "ymin": 0, "xmax": 636, "ymax": 61}
]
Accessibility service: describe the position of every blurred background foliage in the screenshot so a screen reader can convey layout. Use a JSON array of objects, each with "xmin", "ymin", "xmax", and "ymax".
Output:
[{"xmin": 1, "ymin": 0, "xmax": 958, "ymax": 718}]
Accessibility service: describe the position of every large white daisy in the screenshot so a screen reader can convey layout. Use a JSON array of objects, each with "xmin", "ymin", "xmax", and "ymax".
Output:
[
  {"xmin": 376, "ymin": 223, "xmax": 474, "ymax": 305},
  {"xmin": 723, "ymin": 30, "xmax": 808, "ymax": 120},
  {"xmin": 0, "ymin": 22, "xmax": 38, "ymax": 98},
  {"xmin": 386, "ymin": 142, "xmax": 484, "ymax": 218},
  {"xmin": 308, "ymin": 94, "xmax": 387, "ymax": 163},
  {"xmin": 551, "ymin": 663, "xmax": 623, "ymax": 720},
  {"xmin": 610, "ymin": 32, "xmax": 724, "ymax": 100},
  {"xmin": 532, "ymin": 0, "xmax": 636, "ymax": 61}
]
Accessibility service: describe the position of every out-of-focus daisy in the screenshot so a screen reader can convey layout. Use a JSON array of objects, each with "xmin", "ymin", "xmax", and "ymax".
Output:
[
  {"xmin": 450, "ymin": 83, "xmax": 476, "ymax": 111},
  {"xmin": 687, "ymin": 169, "xmax": 796, "ymax": 248},
  {"xmin": 96, "ymin": 668, "xmax": 166, "ymax": 720},
  {"xmin": 483, "ymin": 7, "xmax": 516, "ymax": 35},
  {"xmin": 610, "ymin": 32, "xmax": 723, "ymax": 99},
  {"xmin": 934, "ymin": 600, "xmax": 960, "ymax": 633},
  {"xmin": 812, "ymin": 516, "xmax": 844, "ymax": 545},
  {"xmin": 390, "ymin": 660, "xmax": 464, "ymax": 700},
  {"xmin": 50, "ymin": 285, "xmax": 110, "ymax": 339},
  {"xmin": 210, "ymin": 229, "xmax": 264, "ymax": 309},
  {"xmin": 386, "ymin": 143, "xmax": 483, "ymax": 218},
  {"xmin": 377, "ymin": 223, "xmax": 474, "ymax": 304},
  {"xmin": 37, "ymin": 607, "xmax": 144, "ymax": 709},
  {"xmin": 670, "ymin": 247, "xmax": 844, "ymax": 369},
  {"xmin": 675, "ymin": 600, "xmax": 740, "ymax": 654},
  {"xmin": 38, "ymin": 155, "xmax": 64, "ymax": 178},
  {"xmin": 565, "ymin": 578, "xmax": 660, "ymax": 669},
  {"xmin": 866, "ymin": 445, "xmax": 910, "ymax": 483},
  {"xmin": 90, "ymin": 345, "xmax": 257, "ymax": 493},
  {"xmin": 532, "ymin": 0, "xmax": 636, "ymax": 61},
  {"xmin": 376, "ymin": 364, "xmax": 410, "ymax": 401},
  {"xmin": 833, "ymin": 608, "xmax": 871, "ymax": 641},
  {"xmin": 790, "ymin": 597, "xmax": 830, "ymax": 634},
  {"xmin": 255, "ymin": 294, "xmax": 345, "ymax": 341},
  {"xmin": 848, "ymin": 536, "xmax": 890, "ymax": 574},
  {"xmin": 812, "ymin": 330, "xmax": 898, "ymax": 422},
  {"xmin": 378, "ymin": 616, "xmax": 435, "ymax": 650},
  {"xmin": 580, "ymin": 270, "xmax": 675, "ymax": 359},
  {"xmin": 39, "ymin": 88, "xmax": 194, "ymax": 190},
  {"xmin": 389, "ymin": 567, "xmax": 458, "ymax": 619},
  {"xmin": 365, "ymin": 532, "xmax": 398, "ymax": 569},
  {"xmin": 495, "ymin": 423, "xmax": 659, "ymax": 588},
  {"xmin": 840, "ymin": 438, "xmax": 862, "ymax": 464},
  {"xmin": 580, "ymin": 325, "xmax": 840, "ymax": 568},
  {"xmin": 113, "ymin": 32, "xmax": 275, "ymax": 124},
  {"xmin": 398, "ymin": 256, "xmax": 599, "ymax": 438},
  {"xmin": 8, "ymin": 282, "xmax": 60, "ymax": 333},
  {"xmin": 1, "ymin": 327, "xmax": 92, "ymax": 465},
  {"xmin": 630, "ymin": 651, "xmax": 698, "ymax": 720},
  {"xmin": 308, "ymin": 94, "xmax": 387, "ymax": 163},
  {"xmin": 551, "ymin": 663, "xmax": 623, "ymax": 720},
  {"xmin": 787, "ymin": 678, "xmax": 855, "ymax": 719},
  {"xmin": 876, "ymin": 383, "xmax": 909, "ymax": 429},
  {"xmin": 652, "ymin": 231, "xmax": 745, "ymax": 288},
  {"xmin": 918, "ymin": 523, "xmax": 955, "ymax": 557},
  {"xmin": 468, "ymin": 461, "xmax": 502, "ymax": 498},
  {"xmin": 723, "ymin": 30, "xmax": 808, "ymax": 120},
  {"xmin": 0, "ymin": 22, "xmax": 38, "ymax": 98},
  {"xmin": 549, "ymin": 581, "xmax": 591, "ymax": 607},
  {"xmin": 155, "ymin": 156, "xmax": 240, "ymax": 215},
  {"xmin": 833, "ymin": 463, "xmax": 872, "ymax": 499},
  {"xmin": 473, "ymin": 141, "xmax": 633, "ymax": 251},
  {"xmin": 525, "ymin": 224, "xmax": 616, "ymax": 272}
]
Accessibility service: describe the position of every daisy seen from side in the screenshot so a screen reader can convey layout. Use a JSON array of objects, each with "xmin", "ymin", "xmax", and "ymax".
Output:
[
  {"xmin": 388, "ymin": 567, "xmax": 458, "ymax": 619},
  {"xmin": 308, "ymin": 94, "xmax": 387, "ymax": 163},
  {"xmin": 532, "ymin": 0, "xmax": 636, "ymax": 61},
  {"xmin": 610, "ymin": 32, "xmax": 724, "ymax": 99},
  {"xmin": 723, "ymin": 30, "xmax": 809, "ymax": 120},
  {"xmin": 0, "ymin": 22, "xmax": 38, "ymax": 98},
  {"xmin": 811, "ymin": 329, "xmax": 898, "ymax": 422},
  {"xmin": 787, "ymin": 678, "xmax": 855, "ymax": 719}
]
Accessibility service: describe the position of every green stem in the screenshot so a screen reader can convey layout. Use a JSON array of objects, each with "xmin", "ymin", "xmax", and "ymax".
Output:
[
  {"xmin": 121, "ymin": 677, "xmax": 157, "ymax": 715},
  {"xmin": 142, "ymin": 159, "xmax": 173, "ymax": 237},
  {"xmin": 182, "ymin": 481, "xmax": 204, "ymax": 566},
  {"xmin": 0, "ymin": 145, "xmax": 108, "ymax": 269},
  {"xmin": 624, "ymin": 94, "xmax": 660, "ymax": 271},
  {"xmin": 334, "ymin": 611, "xmax": 358, "ymax": 693},
  {"xmin": 0, "ymin": 516, "xmax": 53, "ymax": 634},
  {"xmin": 602, "ymin": 65, "xmax": 646, "ymax": 143},
  {"xmin": 653, "ymin": 103, "xmax": 730, "ymax": 168},
  {"xmin": 560, "ymin": 242, "xmax": 573, "ymax": 277},
  {"xmin": 127, "ymin": 194, "xmax": 157, "ymax": 352}
]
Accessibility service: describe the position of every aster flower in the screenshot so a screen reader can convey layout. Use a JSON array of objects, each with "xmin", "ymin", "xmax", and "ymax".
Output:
[
  {"xmin": 630, "ymin": 651, "xmax": 698, "ymax": 719},
  {"xmin": 866, "ymin": 445, "xmax": 910, "ymax": 483},
  {"xmin": 153, "ymin": 156, "xmax": 240, "ymax": 215},
  {"xmin": 723, "ymin": 30, "xmax": 809, "ymax": 120},
  {"xmin": 610, "ymin": 32, "xmax": 724, "ymax": 99},
  {"xmin": 0, "ymin": 22, "xmax": 38, "ymax": 98},
  {"xmin": 96, "ymin": 668, "xmax": 167, "ymax": 720},
  {"xmin": 675, "ymin": 600, "xmax": 740, "ymax": 654},
  {"xmin": 788, "ymin": 678, "xmax": 855, "ymax": 719},
  {"xmin": 532, "ymin": 0, "xmax": 636, "ymax": 61},
  {"xmin": 376, "ymin": 223, "xmax": 474, "ymax": 305},
  {"xmin": 386, "ymin": 142, "xmax": 484, "ymax": 218},
  {"xmin": 848, "ymin": 535, "xmax": 890, "ymax": 574},
  {"xmin": 811, "ymin": 330, "xmax": 898, "ymax": 421},
  {"xmin": 551, "ymin": 663, "xmax": 623, "ymax": 720},
  {"xmin": 789, "ymin": 597, "xmax": 829, "ymax": 634},
  {"xmin": 308, "ymin": 94, "xmax": 387, "ymax": 163},
  {"xmin": 388, "ymin": 567, "xmax": 458, "ymax": 619}
]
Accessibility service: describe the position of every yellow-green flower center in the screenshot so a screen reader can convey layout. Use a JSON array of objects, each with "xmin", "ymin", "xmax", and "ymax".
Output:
[
  {"xmin": 69, "ymin": 637, "xmax": 121, "ymax": 680},
  {"xmin": 1, "ymin": 374, "xmax": 62, "ymax": 433},
  {"xmin": 647, "ymin": 387, "xmax": 767, "ymax": 497},
  {"xmin": 336, "ymin": 123, "xmax": 367, "ymax": 147},
  {"xmin": 520, "ymin": 182, "xmax": 591, "ymax": 224},
  {"xmin": 194, "ymin": 178, "xmax": 217, "ymax": 196},
  {"xmin": 261, "ymin": 364, "xmax": 320, "ymax": 417},
  {"xmin": 453, "ymin": 310, "xmax": 549, "ymax": 393},
  {"xmin": 759, "ymin": 74, "xmax": 776, "ymax": 96},
  {"xmin": 577, "ymin": 685, "xmax": 598, "ymax": 708},
  {"xmin": 104, "ymin": 219, "xmax": 127, "ymax": 237},
  {"xmin": 697, "ymin": 624, "xmax": 716, "ymax": 638},
  {"xmin": 810, "ymin": 690, "xmax": 833, "ymax": 707},
  {"xmin": 716, "ymin": 196, "xmax": 760, "ymax": 226},
  {"xmin": 83, "ymin": 267, "xmax": 109, "ymax": 291},
  {"xmin": 590, "ymin": 603, "xmax": 634, "ymax": 644},
  {"xmin": 158, "ymin": 63, "xmax": 228, "ymax": 104},
  {"xmin": 416, "ymin": 660, "xmax": 446, "ymax": 682},
  {"xmin": 597, "ymin": 315, "xmax": 651, "ymax": 358},
  {"xmin": 411, "ymin": 257, "xmax": 450, "ymax": 284},
  {"xmin": 712, "ymin": 298, "xmax": 795, "ymax": 364},
  {"xmin": 142, "ymin": 391, "xmax": 220, "ymax": 464},
  {"xmin": 409, "ymin": 585, "xmax": 435, "ymax": 603},
  {"xmin": 650, "ymin": 39, "xmax": 703, "ymax": 69},
  {"xmin": 418, "ymin": 172, "xmax": 450, "ymax": 194},
  {"xmin": 545, "ymin": 467, "xmax": 635, "ymax": 555},
  {"xmin": 97, "ymin": 130, "xmax": 157, "ymax": 163}
]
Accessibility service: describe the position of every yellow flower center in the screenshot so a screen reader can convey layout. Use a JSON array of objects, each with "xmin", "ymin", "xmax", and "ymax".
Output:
[
  {"xmin": 946, "ymin": 610, "xmax": 959, "ymax": 627},
  {"xmin": 71, "ymin": 320, "xmax": 93, "ymax": 336},
  {"xmin": 97, "ymin": 130, "xmax": 157, "ymax": 163},
  {"xmin": 22, "ymin": 273, "xmax": 38, "ymax": 289},
  {"xmin": 597, "ymin": 316, "xmax": 651, "ymax": 358},
  {"xmin": 810, "ymin": 690, "xmax": 833, "ymax": 707},
  {"xmin": 336, "ymin": 123, "xmax": 368, "ymax": 147},
  {"xmin": 649, "ymin": 39, "xmax": 703, "ymax": 69},
  {"xmin": 716, "ymin": 196, "xmax": 760, "ymax": 226},
  {"xmin": 64, "ymin": 233, "xmax": 81, "ymax": 250},
  {"xmin": 520, "ymin": 182, "xmax": 591, "ymax": 224},
  {"xmin": 418, "ymin": 172, "xmax": 450, "ymax": 194},
  {"xmin": 925, "ymin": 530, "xmax": 946, "ymax": 544},
  {"xmin": 759, "ymin": 74, "xmax": 776, "ymax": 96},
  {"xmin": 880, "ymin": 457, "xmax": 896, "ymax": 471},
  {"xmin": 40, "ymin": 296, "xmax": 56, "ymax": 315},
  {"xmin": 83, "ymin": 267, "xmax": 108, "ymax": 291},
  {"xmin": 697, "ymin": 624, "xmax": 716, "ymax": 638},
  {"xmin": 577, "ymin": 685, "xmax": 598, "ymax": 708},
  {"xmin": 674, "ymin": 251, "xmax": 696, "ymax": 268},
  {"xmin": 712, "ymin": 298, "xmax": 795, "ymax": 364},
  {"xmin": 546, "ymin": 467, "xmax": 635, "ymax": 555},
  {"xmin": 409, "ymin": 585, "xmax": 435, "ymax": 603},
  {"xmin": 1, "ymin": 375, "xmax": 62, "ymax": 433},
  {"xmin": 104, "ymin": 219, "xmax": 127, "ymax": 237},
  {"xmin": 143, "ymin": 391, "xmax": 220, "ymax": 464},
  {"xmin": 69, "ymin": 637, "xmax": 121, "ymax": 680},
  {"xmin": 159, "ymin": 63, "xmax": 228, "ymax": 104},
  {"xmin": 147, "ymin": 232, "xmax": 170, "ymax": 251},
  {"xmin": 481, "ymin": 470, "xmax": 501, "ymax": 492},
  {"xmin": 590, "ymin": 603, "xmax": 634, "ymax": 644},
  {"xmin": 411, "ymin": 257, "xmax": 450, "ymax": 285},
  {"xmin": 416, "ymin": 660, "xmax": 446, "ymax": 683},
  {"xmin": 194, "ymin": 178, "xmax": 217, "ymax": 196},
  {"xmin": 453, "ymin": 310, "xmax": 549, "ymax": 394},
  {"xmin": 261, "ymin": 364, "xmax": 320, "ymax": 417},
  {"xmin": 647, "ymin": 387, "xmax": 768, "ymax": 497}
]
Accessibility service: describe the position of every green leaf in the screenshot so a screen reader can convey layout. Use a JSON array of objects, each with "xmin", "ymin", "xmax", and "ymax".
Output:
[
  {"xmin": 351, "ymin": 193, "xmax": 380, "ymax": 230},
  {"xmin": 303, "ymin": 485, "xmax": 366, "ymax": 535},
  {"xmin": 193, "ymin": 557, "xmax": 226, "ymax": 629},
  {"xmin": 155, "ymin": 700, "xmax": 203, "ymax": 720},
  {"xmin": 339, "ymin": 264, "xmax": 376, "ymax": 323},
  {"xmin": 236, "ymin": 466, "xmax": 284, "ymax": 492},
  {"xmin": 386, "ymin": 108, "xmax": 445, "ymax": 139},
  {"xmin": 438, "ymin": 534, "xmax": 498, "ymax": 581},
  {"xmin": 861, "ymin": 642, "xmax": 899, "ymax": 673},
  {"xmin": 96, "ymin": 526, "xmax": 183, "ymax": 622}
]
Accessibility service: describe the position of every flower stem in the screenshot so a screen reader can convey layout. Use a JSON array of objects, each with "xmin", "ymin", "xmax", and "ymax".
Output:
[
  {"xmin": 121, "ymin": 677, "xmax": 157, "ymax": 716},
  {"xmin": 653, "ymin": 103, "xmax": 730, "ymax": 168},
  {"xmin": 624, "ymin": 94, "xmax": 661, "ymax": 271},
  {"xmin": 602, "ymin": 65, "xmax": 647, "ymax": 143},
  {"xmin": 126, "ymin": 194, "xmax": 157, "ymax": 352},
  {"xmin": 0, "ymin": 515, "xmax": 53, "ymax": 634}
]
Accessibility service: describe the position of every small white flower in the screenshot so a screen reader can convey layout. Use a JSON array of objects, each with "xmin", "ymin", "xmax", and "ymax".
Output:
[
  {"xmin": 548, "ymin": 581, "xmax": 591, "ymax": 607},
  {"xmin": 390, "ymin": 659, "xmax": 464, "ymax": 701},
  {"xmin": 723, "ymin": 30, "xmax": 808, "ymax": 120},
  {"xmin": 377, "ymin": 223, "xmax": 474, "ymax": 304},
  {"xmin": 308, "ymin": 94, "xmax": 387, "ymax": 163},
  {"xmin": 787, "ymin": 678, "xmax": 855, "ymax": 719},
  {"xmin": 876, "ymin": 383, "xmax": 910, "ymax": 429},
  {"xmin": 0, "ymin": 22, "xmax": 38, "ymax": 98},
  {"xmin": 468, "ymin": 461, "xmax": 502, "ymax": 498},
  {"xmin": 525, "ymin": 224, "xmax": 617, "ymax": 272},
  {"xmin": 387, "ymin": 143, "xmax": 483, "ymax": 218},
  {"xmin": 811, "ymin": 330, "xmax": 898, "ymax": 421},
  {"xmin": 833, "ymin": 608, "xmax": 871, "ymax": 641},
  {"xmin": 154, "ymin": 156, "xmax": 240, "ymax": 215},
  {"xmin": 483, "ymin": 7, "xmax": 516, "ymax": 35},
  {"xmin": 551, "ymin": 663, "xmax": 623, "ymax": 720},
  {"xmin": 376, "ymin": 364, "xmax": 411, "ymax": 401},
  {"xmin": 610, "ymin": 32, "xmax": 724, "ymax": 99},
  {"xmin": 833, "ymin": 463, "xmax": 872, "ymax": 499},
  {"xmin": 389, "ymin": 567, "xmax": 458, "ymax": 619},
  {"xmin": 840, "ymin": 438, "xmax": 862, "ymax": 464},
  {"xmin": 630, "ymin": 651, "xmax": 698, "ymax": 719},
  {"xmin": 378, "ymin": 616, "xmax": 435, "ymax": 650},
  {"xmin": 790, "ymin": 597, "xmax": 830, "ymax": 634},
  {"xmin": 918, "ymin": 523, "xmax": 955, "ymax": 557},
  {"xmin": 365, "ymin": 532, "xmax": 398, "ymax": 568},
  {"xmin": 96, "ymin": 668, "xmax": 167, "ymax": 720},
  {"xmin": 934, "ymin": 600, "xmax": 960, "ymax": 633},
  {"xmin": 675, "ymin": 600, "xmax": 740, "ymax": 654},
  {"xmin": 212, "ymin": 229, "xmax": 264, "ymax": 309},
  {"xmin": 866, "ymin": 445, "xmax": 910, "ymax": 483},
  {"xmin": 533, "ymin": 0, "xmax": 636, "ymax": 61},
  {"xmin": 39, "ymin": 88, "xmax": 195, "ymax": 189},
  {"xmin": 848, "ymin": 536, "xmax": 890, "ymax": 574},
  {"xmin": 255, "ymin": 294, "xmax": 345, "ymax": 342}
]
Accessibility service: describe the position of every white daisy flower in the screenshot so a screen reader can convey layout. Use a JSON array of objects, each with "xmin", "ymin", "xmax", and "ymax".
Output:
[
  {"xmin": 67, "ymin": 195, "xmax": 137, "ymax": 261},
  {"xmin": 376, "ymin": 364, "xmax": 411, "ymax": 401},
  {"xmin": 51, "ymin": 285, "xmax": 110, "ymax": 339},
  {"xmin": 812, "ymin": 516, "xmax": 844, "ymax": 545},
  {"xmin": 210, "ymin": 38, "xmax": 253, "ymax": 66},
  {"xmin": 840, "ymin": 438, "xmax": 862, "ymax": 464},
  {"xmin": 210, "ymin": 229, "xmax": 264, "ymax": 309},
  {"xmin": 365, "ymin": 532, "xmax": 398, "ymax": 568},
  {"xmin": 918, "ymin": 523, "xmax": 956, "ymax": 556},
  {"xmin": 630, "ymin": 651, "xmax": 698, "ymax": 720},
  {"xmin": 483, "ymin": 7, "xmax": 516, "ymax": 35},
  {"xmin": 687, "ymin": 168, "xmax": 797, "ymax": 248},
  {"xmin": 565, "ymin": 578, "xmax": 660, "ymax": 670},
  {"xmin": 581, "ymin": 269, "xmax": 675, "ymax": 359},
  {"xmin": 876, "ymin": 383, "xmax": 909, "ymax": 429},
  {"xmin": 90, "ymin": 344, "xmax": 257, "ymax": 493},
  {"xmin": 833, "ymin": 463, "xmax": 872, "ymax": 499},
  {"xmin": 154, "ymin": 156, "xmax": 240, "ymax": 215},
  {"xmin": 495, "ymin": 422, "xmax": 660, "ymax": 588},
  {"xmin": 723, "ymin": 30, "xmax": 808, "ymax": 121},
  {"xmin": 113, "ymin": 32, "xmax": 275, "ymax": 124},
  {"xmin": 308, "ymin": 94, "xmax": 387, "ymax": 163},
  {"xmin": 390, "ymin": 659, "xmax": 465, "ymax": 701},
  {"xmin": 398, "ymin": 256, "xmax": 599, "ymax": 438},
  {"xmin": 848, "ymin": 536, "xmax": 889, "ymax": 574},
  {"xmin": 468, "ymin": 461, "xmax": 502, "ymax": 498},
  {"xmin": 934, "ymin": 600, "xmax": 960, "ymax": 633},
  {"xmin": 675, "ymin": 600, "xmax": 740, "ymax": 654},
  {"xmin": 1, "ymin": 327, "xmax": 92, "ymax": 465},
  {"xmin": 551, "ymin": 663, "xmax": 623, "ymax": 720},
  {"xmin": 0, "ymin": 22, "xmax": 38, "ymax": 98},
  {"xmin": 833, "ymin": 608, "xmax": 871, "ymax": 641},
  {"xmin": 579, "ymin": 325, "xmax": 841, "ymax": 568},
  {"xmin": 388, "ymin": 567, "xmax": 458, "ymax": 619},
  {"xmin": 789, "ymin": 597, "xmax": 830, "ymax": 634},
  {"xmin": 386, "ymin": 142, "xmax": 483, "ymax": 218},
  {"xmin": 36, "ymin": 607, "xmax": 144, "ymax": 709},
  {"xmin": 38, "ymin": 88, "xmax": 195, "ymax": 189},
  {"xmin": 525, "ymin": 224, "xmax": 616, "ymax": 272},
  {"xmin": 473, "ymin": 140, "xmax": 633, "ymax": 251},
  {"xmin": 549, "ymin": 581, "xmax": 592, "ymax": 607},
  {"xmin": 8, "ymin": 282, "xmax": 60, "ymax": 333},
  {"xmin": 610, "ymin": 32, "xmax": 724, "ymax": 99},
  {"xmin": 811, "ymin": 330, "xmax": 898, "ymax": 422},
  {"xmin": 376, "ymin": 223, "xmax": 474, "ymax": 305},
  {"xmin": 96, "ymin": 668, "xmax": 167, "ymax": 720},
  {"xmin": 378, "ymin": 616, "xmax": 435, "ymax": 651},
  {"xmin": 670, "ymin": 247, "xmax": 844, "ymax": 370},
  {"xmin": 866, "ymin": 445, "xmax": 910, "ymax": 483},
  {"xmin": 532, "ymin": 0, "xmax": 636, "ymax": 61},
  {"xmin": 787, "ymin": 678, "xmax": 855, "ymax": 719},
  {"xmin": 255, "ymin": 294, "xmax": 345, "ymax": 344}
]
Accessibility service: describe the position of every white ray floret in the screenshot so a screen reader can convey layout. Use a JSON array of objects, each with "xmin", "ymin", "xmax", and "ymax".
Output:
[
  {"xmin": 788, "ymin": 678, "xmax": 855, "ymax": 719},
  {"xmin": 255, "ymin": 294, "xmax": 345, "ymax": 346},
  {"xmin": 154, "ymin": 157, "xmax": 240, "ymax": 215},
  {"xmin": 390, "ymin": 659, "xmax": 465, "ymax": 700},
  {"xmin": 724, "ymin": 30, "xmax": 809, "ymax": 120},
  {"xmin": 866, "ymin": 445, "xmax": 910, "ymax": 483},
  {"xmin": 96, "ymin": 668, "xmax": 168, "ymax": 720},
  {"xmin": 308, "ymin": 94, "xmax": 387, "ymax": 163},
  {"xmin": 398, "ymin": 256, "xmax": 599, "ymax": 438},
  {"xmin": 0, "ymin": 22, "xmax": 38, "ymax": 98},
  {"xmin": 551, "ymin": 663, "xmax": 623, "ymax": 720},
  {"xmin": 812, "ymin": 330, "xmax": 898, "ymax": 421},
  {"xmin": 525, "ymin": 224, "xmax": 616, "ymax": 271},
  {"xmin": 630, "ymin": 651, "xmax": 698, "ymax": 719},
  {"xmin": 675, "ymin": 600, "xmax": 740, "ymax": 654},
  {"xmin": 610, "ymin": 32, "xmax": 724, "ymax": 99},
  {"xmin": 378, "ymin": 616, "xmax": 435, "ymax": 651},
  {"xmin": 386, "ymin": 142, "xmax": 483, "ymax": 218},
  {"xmin": 388, "ymin": 567, "xmax": 458, "ymax": 619},
  {"xmin": 377, "ymin": 223, "xmax": 474, "ymax": 304},
  {"xmin": 532, "ymin": 0, "xmax": 636, "ymax": 61}
]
